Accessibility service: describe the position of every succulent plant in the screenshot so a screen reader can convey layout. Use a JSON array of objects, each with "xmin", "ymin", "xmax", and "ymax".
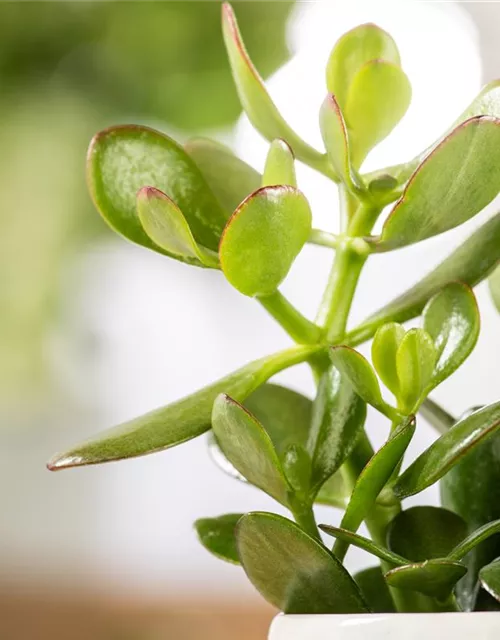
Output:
[{"xmin": 49, "ymin": 4, "xmax": 500, "ymax": 614}]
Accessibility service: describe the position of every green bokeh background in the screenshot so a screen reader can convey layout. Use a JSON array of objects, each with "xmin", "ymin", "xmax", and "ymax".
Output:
[{"xmin": 0, "ymin": 1, "xmax": 293, "ymax": 402}]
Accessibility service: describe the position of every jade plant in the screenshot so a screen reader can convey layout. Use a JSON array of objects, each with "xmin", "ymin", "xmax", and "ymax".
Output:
[{"xmin": 48, "ymin": 4, "xmax": 500, "ymax": 614}]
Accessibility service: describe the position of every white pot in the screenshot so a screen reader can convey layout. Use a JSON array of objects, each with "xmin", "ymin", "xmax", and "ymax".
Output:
[{"xmin": 269, "ymin": 613, "xmax": 500, "ymax": 639}]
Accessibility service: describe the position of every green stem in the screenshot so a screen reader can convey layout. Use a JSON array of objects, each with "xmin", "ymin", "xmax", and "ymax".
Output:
[
  {"xmin": 262, "ymin": 343, "xmax": 324, "ymax": 380},
  {"xmin": 308, "ymin": 228, "xmax": 340, "ymax": 249},
  {"xmin": 419, "ymin": 397, "xmax": 456, "ymax": 434},
  {"xmin": 291, "ymin": 500, "xmax": 320, "ymax": 540},
  {"xmin": 258, "ymin": 291, "xmax": 323, "ymax": 344}
]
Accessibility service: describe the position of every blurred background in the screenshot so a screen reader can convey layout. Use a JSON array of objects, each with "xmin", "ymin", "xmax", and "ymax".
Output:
[{"xmin": 2, "ymin": 1, "xmax": 500, "ymax": 638}]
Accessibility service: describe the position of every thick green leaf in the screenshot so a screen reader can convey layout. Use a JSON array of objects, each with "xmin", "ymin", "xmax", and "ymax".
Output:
[
  {"xmin": 222, "ymin": 4, "xmax": 328, "ymax": 174},
  {"xmin": 372, "ymin": 322, "xmax": 405, "ymax": 396},
  {"xmin": 395, "ymin": 328, "xmax": 436, "ymax": 414},
  {"xmin": 349, "ymin": 211, "xmax": 500, "ymax": 346},
  {"xmin": 373, "ymin": 117, "xmax": 500, "ymax": 251},
  {"xmin": 87, "ymin": 125, "xmax": 227, "ymax": 259},
  {"xmin": 488, "ymin": 264, "xmax": 500, "ymax": 313},
  {"xmin": 320, "ymin": 525, "xmax": 407, "ymax": 566},
  {"xmin": 195, "ymin": 513, "xmax": 242, "ymax": 564},
  {"xmin": 282, "ymin": 444, "xmax": 312, "ymax": 493},
  {"xmin": 479, "ymin": 559, "xmax": 500, "ymax": 603},
  {"xmin": 345, "ymin": 60, "xmax": 411, "ymax": 167},
  {"xmin": 448, "ymin": 521, "xmax": 500, "ymax": 562},
  {"xmin": 423, "ymin": 283, "xmax": 479, "ymax": 390},
  {"xmin": 48, "ymin": 344, "xmax": 317, "ymax": 470},
  {"xmin": 236, "ymin": 512, "xmax": 369, "ymax": 613},
  {"xmin": 212, "ymin": 394, "xmax": 290, "ymax": 506},
  {"xmin": 185, "ymin": 137, "xmax": 260, "ymax": 213},
  {"xmin": 219, "ymin": 185, "xmax": 312, "ymax": 297},
  {"xmin": 395, "ymin": 401, "xmax": 500, "ymax": 499},
  {"xmin": 387, "ymin": 506, "xmax": 467, "ymax": 562},
  {"xmin": 262, "ymin": 139, "xmax": 296, "ymax": 187},
  {"xmin": 326, "ymin": 23, "xmax": 400, "ymax": 110},
  {"xmin": 329, "ymin": 346, "xmax": 390, "ymax": 417},
  {"xmin": 334, "ymin": 417, "xmax": 416, "ymax": 560},
  {"xmin": 243, "ymin": 383, "xmax": 312, "ymax": 456},
  {"xmin": 354, "ymin": 566, "xmax": 396, "ymax": 613},
  {"xmin": 307, "ymin": 365, "xmax": 366, "ymax": 493},
  {"xmin": 319, "ymin": 94, "xmax": 357, "ymax": 189},
  {"xmin": 137, "ymin": 187, "xmax": 219, "ymax": 267},
  {"xmin": 385, "ymin": 560, "xmax": 467, "ymax": 600},
  {"xmin": 441, "ymin": 424, "xmax": 500, "ymax": 610}
]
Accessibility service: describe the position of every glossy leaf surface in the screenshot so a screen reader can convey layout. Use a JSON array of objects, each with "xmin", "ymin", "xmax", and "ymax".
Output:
[
  {"xmin": 236, "ymin": 512, "xmax": 369, "ymax": 613},
  {"xmin": 386, "ymin": 506, "xmax": 467, "ymax": 562},
  {"xmin": 320, "ymin": 525, "xmax": 407, "ymax": 566},
  {"xmin": 354, "ymin": 567, "xmax": 396, "ymax": 613},
  {"xmin": 352, "ymin": 212, "xmax": 500, "ymax": 349},
  {"xmin": 423, "ymin": 283, "xmax": 479, "ymax": 390},
  {"xmin": 479, "ymin": 560, "xmax": 500, "ymax": 603},
  {"xmin": 137, "ymin": 187, "xmax": 218, "ymax": 267},
  {"xmin": 212, "ymin": 394, "xmax": 290, "ymax": 505},
  {"xmin": 48, "ymin": 345, "xmax": 316, "ymax": 470},
  {"xmin": 326, "ymin": 23, "xmax": 400, "ymax": 109},
  {"xmin": 319, "ymin": 95, "xmax": 356, "ymax": 188},
  {"xmin": 185, "ymin": 137, "xmax": 260, "ymax": 213},
  {"xmin": 374, "ymin": 117, "xmax": 500, "ymax": 251},
  {"xmin": 395, "ymin": 329, "xmax": 436, "ymax": 413},
  {"xmin": 395, "ymin": 401, "xmax": 500, "ymax": 499},
  {"xmin": 307, "ymin": 365, "xmax": 366, "ymax": 492},
  {"xmin": 345, "ymin": 60, "xmax": 411, "ymax": 166},
  {"xmin": 222, "ymin": 3, "xmax": 327, "ymax": 172},
  {"xmin": 441, "ymin": 425, "xmax": 500, "ymax": 610},
  {"xmin": 335, "ymin": 417, "xmax": 416, "ymax": 559},
  {"xmin": 220, "ymin": 186, "xmax": 312, "ymax": 297},
  {"xmin": 372, "ymin": 322, "xmax": 405, "ymax": 396},
  {"xmin": 195, "ymin": 513, "xmax": 242, "ymax": 564},
  {"xmin": 262, "ymin": 139, "xmax": 296, "ymax": 187},
  {"xmin": 87, "ymin": 125, "xmax": 227, "ymax": 258},
  {"xmin": 329, "ymin": 346, "xmax": 386, "ymax": 415},
  {"xmin": 448, "ymin": 520, "xmax": 500, "ymax": 562},
  {"xmin": 385, "ymin": 560, "xmax": 467, "ymax": 599}
]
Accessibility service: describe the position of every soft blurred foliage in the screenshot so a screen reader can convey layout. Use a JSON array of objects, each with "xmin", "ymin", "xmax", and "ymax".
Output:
[{"xmin": 0, "ymin": 1, "xmax": 292, "ymax": 405}]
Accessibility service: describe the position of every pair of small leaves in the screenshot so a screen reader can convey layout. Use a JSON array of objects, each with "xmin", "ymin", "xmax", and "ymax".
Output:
[
  {"xmin": 370, "ymin": 116, "xmax": 500, "ymax": 251},
  {"xmin": 48, "ymin": 344, "xmax": 317, "ymax": 470},
  {"xmin": 325, "ymin": 23, "xmax": 411, "ymax": 169},
  {"xmin": 370, "ymin": 283, "xmax": 479, "ymax": 413}
]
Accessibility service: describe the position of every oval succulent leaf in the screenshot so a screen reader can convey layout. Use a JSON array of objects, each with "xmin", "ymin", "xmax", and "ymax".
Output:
[
  {"xmin": 326, "ymin": 23, "xmax": 401, "ymax": 109},
  {"xmin": 354, "ymin": 567, "xmax": 396, "ymax": 613},
  {"xmin": 395, "ymin": 401, "xmax": 500, "ymax": 499},
  {"xmin": 372, "ymin": 322, "xmax": 405, "ymax": 396},
  {"xmin": 351, "ymin": 211, "xmax": 500, "ymax": 341},
  {"xmin": 334, "ymin": 417, "xmax": 416, "ymax": 560},
  {"xmin": 282, "ymin": 444, "xmax": 312, "ymax": 493},
  {"xmin": 479, "ymin": 559, "xmax": 500, "ymax": 603},
  {"xmin": 236, "ymin": 512, "xmax": 369, "ymax": 614},
  {"xmin": 262, "ymin": 139, "xmax": 297, "ymax": 187},
  {"xmin": 488, "ymin": 264, "xmax": 500, "ymax": 314},
  {"xmin": 137, "ymin": 187, "xmax": 218, "ymax": 267},
  {"xmin": 47, "ymin": 345, "xmax": 317, "ymax": 470},
  {"xmin": 422, "ymin": 283, "xmax": 480, "ymax": 390},
  {"xmin": 219, "ymin": 185, "xmax": 312, "ymax": 297},
  {"xmin": 307, "ymin": 365, "xmax": 366, "ymax": 493},
  {"xmin": 386, "ymin": 506, "xmax": 467, "ymax": 562},
  {"xmin": 87, "ymin": 125, "xmax": 227, "ymax": 258},
  {"xmin": 222, "ymin": 3, "xmax": 327, "ymax": 173},
  {"xmin": 212, "ymin": 394, "xmax": 291, "ymax": 506},
  {"xmin": 185, "ymin": 137, "xmax": 261, "ymax": 213},
  {"xmin": 395, "ymin": 328, "xmax": 436, "ymax": 414},
  {"xmin": 329, "ymin": 346, "xmax": 388, "ymax": 416},
  {"xmin": 441, "ymin": 423, "xmax": 500, "ymax": 610},
  {"xmin": 373, "ymin": 117, "xmax": 500, "ymax": 251},
  {"xmin": 345, "ymin": 59, "xmax": 412, "ymax": 167},
  {"xmin": 320, "ymin": 525, "xmax": 408, "ymax": 566},
  {"xmin": 385, "ymin": 560, "xmax": 467, "ymax": 600},
  {"xmin": 195, "ymin": 513, "xmax": 243, "ymax": 565},
  {"xmin": 319, "ymin": 94, "xmax": 357, "ymax": 189}
]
